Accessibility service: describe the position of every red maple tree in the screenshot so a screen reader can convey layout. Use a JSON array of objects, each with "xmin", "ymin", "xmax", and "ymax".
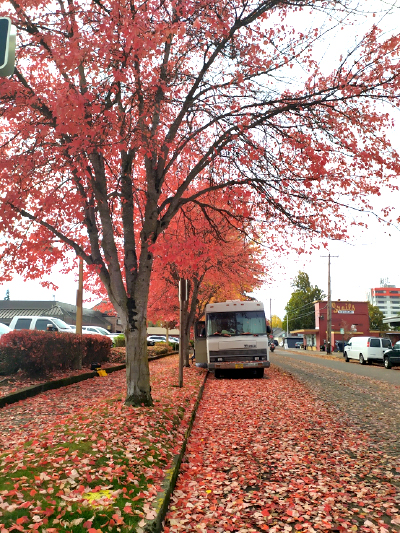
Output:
[
  {"xmin": 0, "ymin": 1, "xmax": 399, "ymax": 404},
  {"xmin": 148, "ymin": 204, "xmax": 267, "ymax": 361}
]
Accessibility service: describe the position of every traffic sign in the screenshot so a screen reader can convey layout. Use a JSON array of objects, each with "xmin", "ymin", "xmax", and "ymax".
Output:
[{"xmin": 0, "ymin": 17, "xmax": 16, "ymax": 77}]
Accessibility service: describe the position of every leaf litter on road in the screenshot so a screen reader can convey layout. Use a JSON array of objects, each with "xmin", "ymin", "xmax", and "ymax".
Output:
[
  {"xmin": 164, "ymin": 367, "xmax": 400, "ymax": 533},
  {"xmin": 0, "ymin": 355, "xmax": 205, "ymax": 532}
]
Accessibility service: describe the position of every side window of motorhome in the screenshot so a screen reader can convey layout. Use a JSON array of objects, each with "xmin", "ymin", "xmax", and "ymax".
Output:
[
  {"xmin": 195, "ymin": 321, "xmax": 206, "ymax": 338},
  {"xmin": 14, "ymin": 318, "xmax": 32, "ymax": 330}
]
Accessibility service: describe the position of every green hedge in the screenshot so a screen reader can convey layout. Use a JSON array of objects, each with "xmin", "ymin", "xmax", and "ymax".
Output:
[
  {"xmin": 0, "ymin": 330, "xmax": 111, "ymax": 376},
  {"xmin": 113, "ymin": 334, "xmax": 126, "ymax": 347}
]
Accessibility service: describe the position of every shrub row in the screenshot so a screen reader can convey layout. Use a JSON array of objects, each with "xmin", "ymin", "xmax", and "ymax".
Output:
[
  {"xmin": 113, "ymin": 334, "xmax": 126, "ymax": 347},
  {"xmin": 0, "ymin": 330, "xmax": 111, "ymax": 376}
]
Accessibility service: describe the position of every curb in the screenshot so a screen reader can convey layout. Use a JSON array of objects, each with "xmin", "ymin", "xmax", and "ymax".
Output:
[
  {"xmin": 0, "ymin": 352, "xmax": 177, "ymax": 409},
  {"xmin": 144, "ymin": 370, "xmax": 209, "ymax": 533}
]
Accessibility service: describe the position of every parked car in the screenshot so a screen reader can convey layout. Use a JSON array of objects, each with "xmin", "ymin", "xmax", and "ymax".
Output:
[
  {"xmin": 82, "ymin": 326, "xmax": 119, "ymax": 338},
  {"xmin": 382, "ymin": 341, "xmax": 400, "ymax": 369},
  {"xmin": 343, "ymin": 336, "xmax": 392, "ymax": 364},
  {"xmin": 81, "ymin": 326, "xmax": 121, "ymax": 347},
  {"xmin": 147, "ymin": 335, "xmax": 167, "ymax": 343},
  {"xmin": 0, "ymin": 323, "xmax": 11, "ymax": 337},
  {"xmin": 295, "ymin": 341, "xmax": 303, "ymax": 348},
  {"xmin": 9, "ymin": 316, "xmax": 74, "ymax": 333}
]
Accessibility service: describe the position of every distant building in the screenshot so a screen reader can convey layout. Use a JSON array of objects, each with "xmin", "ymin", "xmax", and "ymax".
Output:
[
  {"xmin": 0, "ymin": 300, "xmax": 113, "ymax": 330},
  {"xmin": 91, "ymin": 299, "xmax": 179, "ymax": 336},
  {"xmin": 91, "ymin": 299, "xmax": 122, "ymax": 333},
  {"xmin": 368, "ymin": 283, "xmax": 400, "ymax": 319}
]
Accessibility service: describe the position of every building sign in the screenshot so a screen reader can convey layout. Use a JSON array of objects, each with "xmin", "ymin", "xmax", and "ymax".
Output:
[{"xmin": 332, "ymin": 302, "xmax": 355, "ymax": 314}]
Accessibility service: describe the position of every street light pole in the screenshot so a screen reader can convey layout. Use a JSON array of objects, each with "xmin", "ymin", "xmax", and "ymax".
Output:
[{"xmin": 178, "ymin": 278, "xmax": 188, "ymax": 387}]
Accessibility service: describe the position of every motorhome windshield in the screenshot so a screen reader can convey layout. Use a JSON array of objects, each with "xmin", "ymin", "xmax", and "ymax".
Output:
[{"xmin": 206, "ymin": 311, "xmax": 267, "ymax": 336}]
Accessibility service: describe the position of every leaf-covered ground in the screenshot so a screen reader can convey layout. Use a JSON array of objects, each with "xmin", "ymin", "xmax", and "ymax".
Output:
[
  {"xmin": 269, "ymin": 353, "xmax": 400, "ymax": 458},
  {"xmin": 0, "ymin": 355, "xmax": 205, "ymax": 532},
  {"xmin": 0, "ymin": 348, "xmax": 127, "ymax": 399},
  {"xmin": 164, "ymin": 367, "xmax": 400, "ymax": 533}
]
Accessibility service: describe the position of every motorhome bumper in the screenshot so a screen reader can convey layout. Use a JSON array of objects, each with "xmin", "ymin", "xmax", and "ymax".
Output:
[{"xmin": 209, "ymin": 361, "xmax": 270, "ymax": 369}]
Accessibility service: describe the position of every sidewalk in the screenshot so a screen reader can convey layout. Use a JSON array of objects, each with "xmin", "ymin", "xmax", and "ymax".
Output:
[
  {"xmin": 163, "ymin": 366, "xmax": 400, "ymax": 533},
  {"xmin": 278, "ymin": 347, "xmax": 344, "ymax": 361}
]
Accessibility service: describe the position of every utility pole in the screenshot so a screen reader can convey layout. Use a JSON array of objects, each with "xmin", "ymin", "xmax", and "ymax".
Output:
[{"xmin": 321, "ymin": 253, "xmax": 338, "ymax": 354}]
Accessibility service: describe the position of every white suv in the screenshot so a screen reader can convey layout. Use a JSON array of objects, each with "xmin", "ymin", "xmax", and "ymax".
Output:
[{"xmin": 9, "ymin": 316, "xmax": 73, "ymax": 332}]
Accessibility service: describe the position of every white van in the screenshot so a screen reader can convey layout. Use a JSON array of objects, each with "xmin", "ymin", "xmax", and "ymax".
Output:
[
  {"xmin": 344, "ymin": 337, "xmax": 392, "ymax": 365},
  {"xmin": 9, "ymin": 316, "xmax": 74, "ymax": 333}
]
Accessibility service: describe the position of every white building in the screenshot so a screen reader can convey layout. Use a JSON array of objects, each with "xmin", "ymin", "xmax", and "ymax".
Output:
[{"xmin": 367, "ymin": 282, "xmax": 400, "ymax": 319}]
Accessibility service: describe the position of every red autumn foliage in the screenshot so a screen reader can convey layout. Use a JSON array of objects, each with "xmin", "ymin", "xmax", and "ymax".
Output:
[
  {"xmin": 0, "ymin": 1, "xmax": 399, "ymax": 404},
  {"xmin": 148, "ymin": 208, "xmax": 267, "ymax": 335}
]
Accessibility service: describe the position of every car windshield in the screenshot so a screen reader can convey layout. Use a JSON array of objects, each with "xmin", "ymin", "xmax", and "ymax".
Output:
[
  {"xmin": 206, "ymin": 311, "xmax": 267, "ymax": 336},
  {"xmin": 96, "ymin": 327, "xmax": 111, "ymax": 335},
  {"xmin": 52, "ymin": 318, "xmax": 72, "ymax": 330}
]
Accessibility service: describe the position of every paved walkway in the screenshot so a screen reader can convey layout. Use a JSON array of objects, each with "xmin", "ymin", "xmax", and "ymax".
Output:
[{"xmin": 164, "ymin": 366, "xmax": 400, "ymax": 532}]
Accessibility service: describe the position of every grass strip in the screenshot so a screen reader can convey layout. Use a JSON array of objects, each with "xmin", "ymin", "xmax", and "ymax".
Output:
[{"xmin": 0, "ymin": 356, "xmax": 206, "ymax": 533}]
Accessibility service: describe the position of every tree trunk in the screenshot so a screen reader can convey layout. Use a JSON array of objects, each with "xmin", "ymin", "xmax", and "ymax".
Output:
[
  {"xmin": 121, "ymin": 257, "xmax": 154, "ymax": 406},
  {"xmin": 125, "ymin": 326, "xmax": 152, "ymax": 406}
]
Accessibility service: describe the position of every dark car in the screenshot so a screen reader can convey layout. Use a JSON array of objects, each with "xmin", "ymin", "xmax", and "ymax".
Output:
[
  {"xmin": 295, "ymin": 341, "xmax": 303, "ymax": 348},
  {"xmin": 383, "ymin": 341, "xmax": 400, "ymax": 369}
]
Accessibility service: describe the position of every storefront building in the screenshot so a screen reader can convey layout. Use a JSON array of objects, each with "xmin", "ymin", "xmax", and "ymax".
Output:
[{"xmin": 291, "ymin": 300, "xmax": 371, "ymax": 351}]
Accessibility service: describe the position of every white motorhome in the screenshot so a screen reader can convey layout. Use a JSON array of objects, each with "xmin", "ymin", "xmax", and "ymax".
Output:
[
  {"xmin": 344, "ymin": 336, "xmax": 392, "ymax": 364},
  {"xmin": 194, "ymin": 300, "xmax": 270, "ymax": 378}
]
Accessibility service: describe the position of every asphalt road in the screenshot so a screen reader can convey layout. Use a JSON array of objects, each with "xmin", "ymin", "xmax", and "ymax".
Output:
[
  {"xmin": 270, "ymin": 349, "xmax": 400, "ymax": 457},
  {"xmin": 272, "ymin": 348, "xmax": 400, "ymax": 385}
]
